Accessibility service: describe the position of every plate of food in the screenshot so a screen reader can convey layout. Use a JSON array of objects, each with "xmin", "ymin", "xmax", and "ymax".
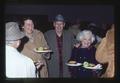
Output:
[
  {"xmin": 83, "ymin": 61, "xmax": 102, "ymax": 70},
  {"xmin": 34, "ymin": 47, "xmax": 52, "ymax": 53},
  {"xmin": 66, "ymin": 61, "xmax": 82, "ymax": 66}
]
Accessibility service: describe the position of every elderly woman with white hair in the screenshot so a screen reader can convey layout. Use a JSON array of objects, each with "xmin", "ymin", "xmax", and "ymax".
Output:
[{"xmin": 68, "ymin": 30, "xmax": 102, "ymax": 78}]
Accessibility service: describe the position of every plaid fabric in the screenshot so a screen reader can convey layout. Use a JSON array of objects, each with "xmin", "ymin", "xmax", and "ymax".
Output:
[
  {"xmin": 56, "ymin": 34, "xmax": 63, "ymax": 77},
  {"xmin": 6, "ymin": 22, "xmax": 24, "ymax": 41}
]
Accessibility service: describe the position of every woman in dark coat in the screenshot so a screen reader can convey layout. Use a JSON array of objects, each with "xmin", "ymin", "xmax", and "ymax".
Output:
[{"xmin": 68, "ymin": 30, "xmax": 102, "ymax": 78}]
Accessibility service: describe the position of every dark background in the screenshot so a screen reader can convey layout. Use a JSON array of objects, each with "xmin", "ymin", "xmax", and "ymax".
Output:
[
  {"xmin": 4, "ymin": 5, "xmax": 114, "ymax": 33},
  {"xmin": 5, "ymin": 5, "xmax": 114, "ymax": 23}
]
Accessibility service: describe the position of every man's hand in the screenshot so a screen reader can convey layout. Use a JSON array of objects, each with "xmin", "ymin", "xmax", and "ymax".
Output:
[{"xmin": 34, "ymin": 60, "xmax": 44, "ymax": 70}]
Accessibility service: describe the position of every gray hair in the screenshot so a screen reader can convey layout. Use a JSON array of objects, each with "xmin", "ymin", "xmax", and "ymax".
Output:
[{"xmin": 76, "ymin": 30, "xmax": 95, "ymax": 43}]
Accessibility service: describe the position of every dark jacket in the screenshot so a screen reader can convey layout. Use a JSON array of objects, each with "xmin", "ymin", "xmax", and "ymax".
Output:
[
  {"xmin": 69, "ymin": 46, "xmax": 100, "ymax": 78},
  {"xmin": 44, "ymin": 30, "xmax": 74, "ymax": 77}
]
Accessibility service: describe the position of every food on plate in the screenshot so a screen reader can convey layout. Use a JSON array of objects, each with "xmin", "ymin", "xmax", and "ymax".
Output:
[
  {"xmin": 68, "ymin": 61, "xmax": 77, "ymax": 64},
  {"xmin": 83, "ymin": 61, "xmax": 95, "ymax": 67},
  {"xmin": 43, "ymin": 47, "xmax": 49, "ymax": 50},
  {"xmin": 36, "ymin": 47, "xmax": 43, "ymax": 51},
  {"xmin": 88, "ymin": 63, "xmax": 95, "ymax": 67},
  {"xmin": 36, "ymin": 47, "xmax": 49, "ymax": 51},
  {"xmin": 83, "ymin": 61, "xmax": 89, "ymax": 67}
]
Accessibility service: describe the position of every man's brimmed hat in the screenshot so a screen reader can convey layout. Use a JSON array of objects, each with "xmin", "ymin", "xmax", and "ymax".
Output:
[
  {"xmin": 6, "ymin": 22, "xmax": 25, "ymax": 41},
  {"xmin": 55, "ymin": 14, "xmax": 64, "ymax": 22}
]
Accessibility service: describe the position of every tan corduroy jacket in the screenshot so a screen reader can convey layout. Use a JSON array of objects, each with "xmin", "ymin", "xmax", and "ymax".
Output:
[
  {"xmin": 21, "ymin": 29, "xmax": 49, "ymax": 78},
  {"xmin": 95, "ymin": 24, "xmax": 115, "ymax": 78}
]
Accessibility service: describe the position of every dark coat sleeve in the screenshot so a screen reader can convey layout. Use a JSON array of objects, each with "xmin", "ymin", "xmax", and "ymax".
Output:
[{"xmin": 68, "ymin": 47, "xmax": 79, "ymax": 62}]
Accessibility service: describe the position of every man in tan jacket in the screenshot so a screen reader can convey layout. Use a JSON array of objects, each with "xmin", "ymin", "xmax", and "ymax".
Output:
[
  {"xmin": 21, "ymin": 18, "xmax": 50, "ymax": 78},
  {"xmin": 95, "ymin": 24, "xmax": 114, "ymax": 78}
]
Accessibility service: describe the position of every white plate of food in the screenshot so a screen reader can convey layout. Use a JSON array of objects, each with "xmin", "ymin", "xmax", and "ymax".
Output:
[
  {"xmin": 34, "ymin": 47, "xmax": 52, "ymax": 53},
  {"xmin": 66, "ymin": 61, "xmax": 82, "ymax": 66},
  {"xmin": 83, "ymin": 64, "xmax": 102, "ymax": 70}
]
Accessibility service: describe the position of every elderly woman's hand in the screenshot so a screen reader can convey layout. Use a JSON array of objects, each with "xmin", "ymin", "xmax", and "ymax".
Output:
[{"xmin": 74, "ymin": 43, "xmax": 80, "ymax": 48}]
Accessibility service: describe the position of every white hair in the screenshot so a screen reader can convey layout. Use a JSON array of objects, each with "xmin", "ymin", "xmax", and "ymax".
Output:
[{"xmin": 76, "ymin": 30, "xmax": 95, "ymax": 43}]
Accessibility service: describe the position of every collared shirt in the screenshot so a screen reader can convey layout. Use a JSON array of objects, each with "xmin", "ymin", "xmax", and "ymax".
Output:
[
  {"xmin": 6, "ymin": 45, "xmax": 36, "ymax": 78},
  {"xmin": 56, "ymin": 34, "xmax": 63, "ymax": 77}
]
